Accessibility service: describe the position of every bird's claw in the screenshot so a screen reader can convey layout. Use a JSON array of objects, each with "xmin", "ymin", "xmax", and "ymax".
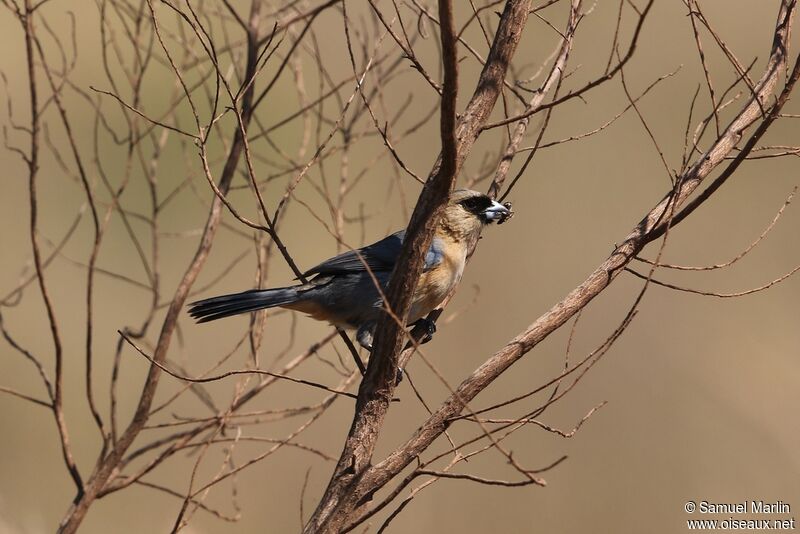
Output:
[
  {"xmin": 356, "ymin": 322, "xmax": 375, "ymax": 352},
  {"xmin": 414, "ymin": 318, "xmax": 437, "ymax": 345}
]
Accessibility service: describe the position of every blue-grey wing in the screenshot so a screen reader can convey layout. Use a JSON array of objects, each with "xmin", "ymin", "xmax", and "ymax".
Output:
[
  {"xmin": 303, "ymin": 230, "xmax": 404, "ymax": 276},
  {"xmin": 302, "ymin": 230, "xmax": 443, "ymax": 276}
]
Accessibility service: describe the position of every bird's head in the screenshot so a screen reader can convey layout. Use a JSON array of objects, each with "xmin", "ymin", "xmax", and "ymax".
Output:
[
  {"xmin": 440, "ymin": 189, "xmax": 513, "ymax": 240},
  {"xmin": 450, "ymin": 189, "xmax": 513, "ymax": 224}
]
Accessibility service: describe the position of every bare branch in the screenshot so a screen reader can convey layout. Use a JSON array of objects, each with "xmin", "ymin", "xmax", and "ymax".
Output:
[{"xmin": 118, "ymin": 330, "xmax": 360, "ymax": 400}]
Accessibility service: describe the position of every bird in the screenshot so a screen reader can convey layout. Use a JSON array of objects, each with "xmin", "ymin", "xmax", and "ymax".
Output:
[{"xmin": 188, "ymin": 189, "xmax": 512, "ymax": 351}]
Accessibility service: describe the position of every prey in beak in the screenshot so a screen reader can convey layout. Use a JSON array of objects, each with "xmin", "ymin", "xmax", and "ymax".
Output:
[{"xmin": 481, "ymin": 200, "xmax": 513, "ymax": 224}]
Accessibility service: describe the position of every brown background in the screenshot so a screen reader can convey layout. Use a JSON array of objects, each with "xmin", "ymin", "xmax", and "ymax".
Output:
[{"xmin": 1, "ymin": 1, "xmax": 798, "ymax": 532}]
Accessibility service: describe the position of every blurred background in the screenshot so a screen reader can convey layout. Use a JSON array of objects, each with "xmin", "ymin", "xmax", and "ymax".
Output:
[{"xmin": 1, "ymin": 0, "xmax": 798, "ymax": 532}]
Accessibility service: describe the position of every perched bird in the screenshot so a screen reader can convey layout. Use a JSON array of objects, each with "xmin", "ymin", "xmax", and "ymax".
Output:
[{"xmin": 188, "ymin": 189, "xmax": 511, "ymax": 350}]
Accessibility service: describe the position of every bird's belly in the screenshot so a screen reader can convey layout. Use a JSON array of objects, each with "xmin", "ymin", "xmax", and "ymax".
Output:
[
  {"xmin": 408, "ymin": 259, "xmax": 462, "ymax": 324},
  {"xmin": 285, "ymin": 273, "xmax": 387, "ymax": 329},
  {"xmin": 284, "ymin": 300, "xmax": 342, "ymax": 325}
]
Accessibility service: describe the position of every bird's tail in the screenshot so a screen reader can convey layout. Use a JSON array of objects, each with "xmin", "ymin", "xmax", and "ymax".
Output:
[{"xmin": 188, "ymin": 287, "xmax": 300, "ymax": 323}]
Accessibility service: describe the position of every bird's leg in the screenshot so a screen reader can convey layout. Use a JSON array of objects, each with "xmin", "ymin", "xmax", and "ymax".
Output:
[
  {"xmin": 410, "ymin": 317, "xmax": 437, "ymax": 344},
  {"xmin": 336, "ymin": 328, "xmax": 367, "ymax": 375},
  {"xmin": 394, "ymin": 318, "xmax": 438, "ymax": 385},
  {"xmin": 356, "ymin": 321, "xmax": 375, "ymax": 352}
]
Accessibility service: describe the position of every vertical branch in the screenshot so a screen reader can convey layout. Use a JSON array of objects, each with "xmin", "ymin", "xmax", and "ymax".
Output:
[
  {"xmin": 32, "ymin": 16, "xmax": 108, "ymax": 452},
  {"xmin": 366, "ymin": 0, "xmax": 459, "ymax": 392},
  {"xmin": 438, "ymin": 0, "xmax": 458, "ymax": 175},
  {"xmin": 21, "ymin": 0, "xmax": 83, "ymax": 495},
  {"xmin": 487, "ymin": 0, "xmax": 581, "ymax": 199}
]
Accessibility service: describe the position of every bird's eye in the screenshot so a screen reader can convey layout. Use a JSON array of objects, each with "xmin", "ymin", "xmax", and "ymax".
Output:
[{"xmin": 459, "ymin": 196, "xmax": 493, "ymax": 215}]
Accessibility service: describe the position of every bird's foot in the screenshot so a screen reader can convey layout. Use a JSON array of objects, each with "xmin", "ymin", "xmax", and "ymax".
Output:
[
  {"xmin": 412, "ymin": 318, "xmax": 437, "ymax": 344},
  {"xmin": 356, "ymin": 322, "xmax": 375, "ymax": 352}
]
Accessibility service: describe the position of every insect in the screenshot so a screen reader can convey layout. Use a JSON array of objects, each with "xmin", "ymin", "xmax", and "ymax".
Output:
[{"xmin": 497, "ymin": 202, "xmax": 514, "ymax": 224}]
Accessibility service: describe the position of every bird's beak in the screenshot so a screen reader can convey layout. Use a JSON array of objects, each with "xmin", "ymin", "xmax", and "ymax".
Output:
[{"xmin": 481, "ymin": 199, "xmax": 512, "ymax": 224}]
